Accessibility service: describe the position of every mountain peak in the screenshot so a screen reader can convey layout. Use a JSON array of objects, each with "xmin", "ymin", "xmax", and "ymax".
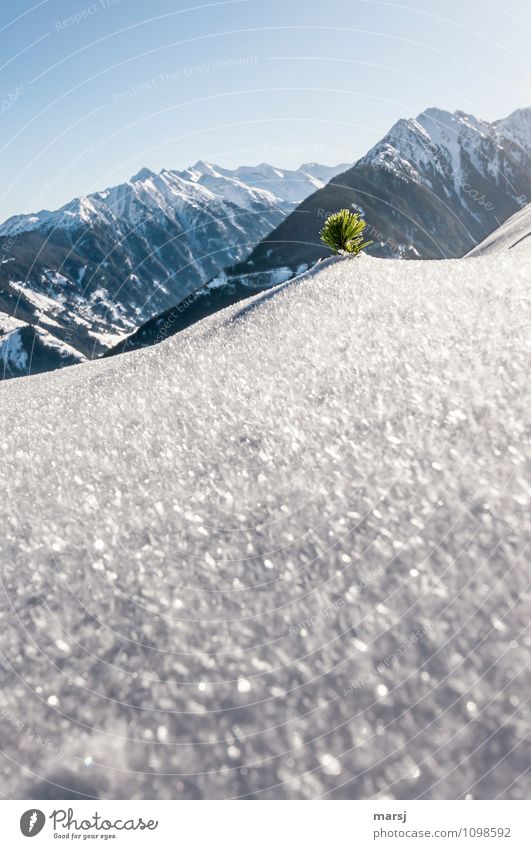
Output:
[
  {"xmin": 299, "ymin": 161, "xmax": 321, "ymax": 170},
  {"xmin": 418, "ymin": 106, "xmax": 455, "ymax": 122},
  {"xmin": 130, "ymin": 167, "xmax": 157, "ymax": 183},
  {"xmin": 495, "ymin": 107, "xmax": 531, "ymax": 134},
  {"xmin": 192, "ymin": 160, "xmax": 217, "ymax": 174},
  {"xmin": 499, "ymin": 106, "xmax": 531, "ymax": 122},
  {"xmin": 416, "ymin": 107, "xmax": 487, "ymax": 134},
  {"xmin": 493, "ymin": 107, "xmax": 531, "ymax": 157}
]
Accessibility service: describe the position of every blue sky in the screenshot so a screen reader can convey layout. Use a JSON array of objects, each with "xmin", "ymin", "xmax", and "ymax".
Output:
[{"xmin": 1, "ymin": 0, "xmax": 530, "ymax": 219}]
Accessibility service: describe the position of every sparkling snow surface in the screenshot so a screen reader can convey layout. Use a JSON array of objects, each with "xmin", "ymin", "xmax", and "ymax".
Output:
[{"xmin": 1, "ymin": 254, "xmax": 530, "ymax": 800}]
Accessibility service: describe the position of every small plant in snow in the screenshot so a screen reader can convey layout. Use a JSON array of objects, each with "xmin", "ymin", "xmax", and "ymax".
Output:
[{"xmin": 319, "ymin": 209, "xmax": 372, "ymax": 255}]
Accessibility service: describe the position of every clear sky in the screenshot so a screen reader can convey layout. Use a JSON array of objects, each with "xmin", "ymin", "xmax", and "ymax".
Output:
[{"xmin": 1, "ymin": 0, "xmax": 530, "ymax": 220}]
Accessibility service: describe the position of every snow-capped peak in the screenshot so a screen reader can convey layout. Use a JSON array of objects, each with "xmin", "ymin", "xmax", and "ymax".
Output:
[
  {"xmin": 191, "ymin": 159, "xmax": 219, "ymax": 174},
  {"xmin": 130, "ymin": 166, "xmax": 157, "ymax": 183},
  {"xmin": 360, "ymin": 106, "xmax": 526, "ymax": 191}
]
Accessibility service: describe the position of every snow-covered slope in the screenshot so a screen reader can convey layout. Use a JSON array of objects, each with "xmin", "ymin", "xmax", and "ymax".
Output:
[
  {"xmin": 467, "ymin": 202, "xmax": 531, "ymax": 256},
  {"xmin": 0, "ymin": 160, "xmax": 347, "ymax": 378},
  {"xmin": 2, "ymin": 252, "xmax": 529, "ymax": 800}
]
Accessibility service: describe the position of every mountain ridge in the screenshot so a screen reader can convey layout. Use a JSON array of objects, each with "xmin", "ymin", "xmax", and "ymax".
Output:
[{"xmin": 0, "ymin": 161, "xmax": 348, "ymax": 237}]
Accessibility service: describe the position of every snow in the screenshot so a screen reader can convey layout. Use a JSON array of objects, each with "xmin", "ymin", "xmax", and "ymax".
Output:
[
  {"xmin": 76, "ymin": 266, "xmax": 87, "ymax": 285},
  {"xmin": 87, "ymin": 328, "xmax": 128, "ymax": 348},
  {"xmin": 467, "ymin": 203, "xmax": 531, "ymax": 256},
  {"xmin": 0, "ymin": 328, "xmax": 28, "ymax": 371},
  {"xmin": 0, "ymin": 313, "xmax": 26, "ymax": 335},
  {"xmin": 172, "ymin": 160, "xmax": 336, "ymax": 210},
  {"xmin": 0, "ymin": 211, "xmax": 55, "ymax": 237},
  {"xmin": 9, "ymin": 280, "xmax": 65, "ymax": 315},
  {"xmin": 32, "ymin": 327, "xmax": 86, "ymax": 358},
  {"xmin": 207, "ymin": 264, "xmax": 294, "ymax": 292},
  {"xmin": 179, "ymin": 161, "xmax": 347, "ymax": 207},
  {"xmin": 176, "ymin": 162, "xmax": 281, "ymax": 210},
  {"xmin": 1, "ymin": 252, "xmax": 530, "ymax": 800},
  {"xmin": 494, "ymin": 107, "xmax": 531, "ymax": 157}
]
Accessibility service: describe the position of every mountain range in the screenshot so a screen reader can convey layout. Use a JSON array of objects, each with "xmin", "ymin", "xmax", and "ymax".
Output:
[
  {"xmin": 3, "ymin": 105, "xmax": 531, "ymax": 376},
  {"xmin": 0, "ymin": 160, "xmax": 346, "ymax": 378}
]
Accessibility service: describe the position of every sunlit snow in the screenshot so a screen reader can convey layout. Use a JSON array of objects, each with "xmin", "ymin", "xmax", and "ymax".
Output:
[{"xmin": 1, "ymin": 253, "xmax": 529, "ymax": 799}]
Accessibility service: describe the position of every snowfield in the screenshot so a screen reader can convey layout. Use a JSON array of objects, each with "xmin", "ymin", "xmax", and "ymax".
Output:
[{"xmin": 1, "ymin": 253, "xmax": 530, "ymax": 800}]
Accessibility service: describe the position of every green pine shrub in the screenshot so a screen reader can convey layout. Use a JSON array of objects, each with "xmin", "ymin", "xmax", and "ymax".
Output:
[{"xmin": 319, "ymin": 209, "xmax": 373, "ymax": 255}]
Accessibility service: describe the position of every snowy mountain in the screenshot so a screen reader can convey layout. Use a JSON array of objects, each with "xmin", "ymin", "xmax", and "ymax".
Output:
[
  {"xmin": 467, "ymin": 201, "xmax": 531, "ymax": 256},
  {"xmin": 2, "ymin": 250, "xmax": 530, "ymax": 799},
  {"xmin": 0, "ymin": 160, "xmax": 347, "ymax": 375},
  {"xmin": 212, "ymin": 106, "xmax": 531, "ymax": 283}
]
